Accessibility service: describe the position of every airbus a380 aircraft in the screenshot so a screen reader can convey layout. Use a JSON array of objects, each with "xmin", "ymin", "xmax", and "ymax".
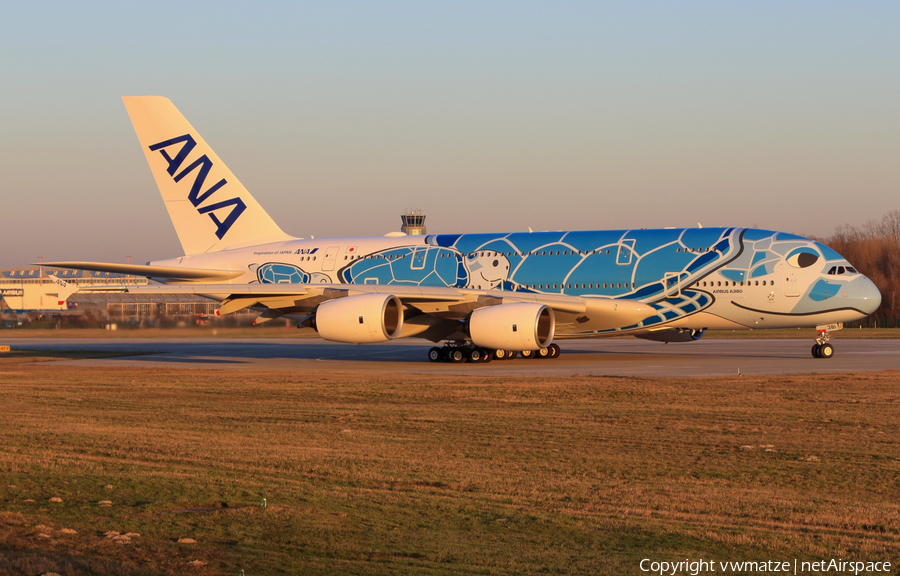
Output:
[{"xmin": 46, "ymin": 96, "xmax": 881, "ymax": 362}]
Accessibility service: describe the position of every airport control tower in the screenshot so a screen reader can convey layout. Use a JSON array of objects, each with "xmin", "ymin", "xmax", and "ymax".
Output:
[{"xmin": 401, "ymin": 209, "xmax": 426, "ymax": 235}]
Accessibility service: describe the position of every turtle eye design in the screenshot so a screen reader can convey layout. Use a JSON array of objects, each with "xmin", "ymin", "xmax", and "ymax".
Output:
[{"xmin": 787, "ymin": 251, "xmax": 819, "ymax": 268}]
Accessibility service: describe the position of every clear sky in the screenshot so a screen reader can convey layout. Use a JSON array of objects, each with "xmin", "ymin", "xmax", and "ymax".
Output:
[{"xmin": 1, "ymin": 1, "xmax": 898, "ymax": 268}]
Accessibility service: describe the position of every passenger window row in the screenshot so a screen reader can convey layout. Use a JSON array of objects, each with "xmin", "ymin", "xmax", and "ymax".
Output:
[
  {"xmin": 694, "ymin": 280, "xmax": 774, "ymax": 287},
  {"xmin": 528, "ymin": 282, "xmax": 634, "ymax": 290}
]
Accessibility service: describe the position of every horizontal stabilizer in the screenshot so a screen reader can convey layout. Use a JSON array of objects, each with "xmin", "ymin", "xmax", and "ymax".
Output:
[
  {"xmin": 74, "ymin": 282, "xmax": 308, "ymax": 297},
  {"xmin": 37, "ymin": 261, "xmax": 244, "ymax": 282}
]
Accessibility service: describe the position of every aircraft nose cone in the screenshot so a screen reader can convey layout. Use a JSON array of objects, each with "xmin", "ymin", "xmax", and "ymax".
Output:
[{"xmin": 853, "ymin": 276, "xmax": 882, "ymax": 315}]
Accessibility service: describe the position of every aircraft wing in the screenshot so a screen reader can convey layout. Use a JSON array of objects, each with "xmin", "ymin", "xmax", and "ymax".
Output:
[
  {"xmin": 68, "ymin": 282, "xmax": 652, "ymax": 335},
  {"xmin": 75, "ymin": 282, "xmax": 467, "ymax": 315}
]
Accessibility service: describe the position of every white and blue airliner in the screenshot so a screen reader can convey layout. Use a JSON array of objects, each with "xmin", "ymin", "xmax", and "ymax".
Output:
[{"xmin": 46, "ymin": 97, "xmax": 881, "ymax": 362}]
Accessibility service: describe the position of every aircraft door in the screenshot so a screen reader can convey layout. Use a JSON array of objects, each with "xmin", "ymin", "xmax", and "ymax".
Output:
[
  {"xmin": 322, "ymin": 246, "xmax": 340, "ymax": 271},
  {"xmin": 617, "ymin": 239, "xmax": 635, "ymax": 265},
  {"xmin": 664, "ymin": 272, "xmax": 681, "ymax": 297},
  {"xmin": 411, "ymin": 247, "xmax": 427, "ymax": 270},
  {"xmin": 784, "ymin": 270, "xmax": 800, "ymax": 297}
]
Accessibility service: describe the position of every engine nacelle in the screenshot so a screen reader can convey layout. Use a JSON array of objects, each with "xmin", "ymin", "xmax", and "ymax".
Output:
[
  {"xmin": 314, "ymin": 293, "xmax": 404, "ymax": 343},
  {"xmin": 468, "ymin": 303, "xmax": 555, "ymax": 350},
  {"xmin": 635, "ymin": 328, "xmax": 706, "ymax": 343}
]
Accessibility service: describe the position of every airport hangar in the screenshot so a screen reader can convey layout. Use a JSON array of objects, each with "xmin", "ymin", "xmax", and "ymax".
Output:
[{"xmin": 0, "ymin": 267, "xmax": 240, "ymax": 326}]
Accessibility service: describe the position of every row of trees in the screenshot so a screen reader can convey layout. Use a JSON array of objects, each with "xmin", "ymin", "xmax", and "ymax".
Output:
[{"xmin": 813, "ymin": 210, "xmax": 900, "ymax": 322}]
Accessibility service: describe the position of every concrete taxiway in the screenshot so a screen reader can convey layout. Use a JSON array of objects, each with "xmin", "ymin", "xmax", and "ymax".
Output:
[{"xmin": 4, "ymin": 337, "xmax": 898, "ymax": 377}]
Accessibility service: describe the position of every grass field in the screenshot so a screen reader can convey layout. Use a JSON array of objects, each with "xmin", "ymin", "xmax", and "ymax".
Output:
[{"xmin": 0, "ymin": 354, "xmax": 898, "ymax": 575}]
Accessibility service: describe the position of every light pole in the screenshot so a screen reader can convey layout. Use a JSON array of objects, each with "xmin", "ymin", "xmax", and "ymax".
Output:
[{"xmin": 37, "ymin": 256, "xmax": 44, "ymax": 308}]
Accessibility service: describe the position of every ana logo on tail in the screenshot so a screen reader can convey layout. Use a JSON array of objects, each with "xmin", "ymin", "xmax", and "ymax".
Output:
[{"xmin": 148, "ymin": 134, "xmax": 246, "ymax": 239}]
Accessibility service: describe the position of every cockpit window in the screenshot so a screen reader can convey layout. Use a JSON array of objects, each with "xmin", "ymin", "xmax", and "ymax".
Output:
[{"xmin": 827, "ymin": 266, "xmax": 858, "ymax": 275}]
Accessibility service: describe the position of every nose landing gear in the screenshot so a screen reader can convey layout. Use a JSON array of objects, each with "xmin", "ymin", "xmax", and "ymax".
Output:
[
  {"xmin": 811, "ymin": 322, "xmax": 842, "ymax": 359},
  {"xmin": 812, "ymin": 341, "xmax": 834, "ymax": 359}
]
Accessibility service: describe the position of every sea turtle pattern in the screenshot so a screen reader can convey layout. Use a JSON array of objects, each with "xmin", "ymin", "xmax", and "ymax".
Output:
[{"xmin": 249, "ymin": 228, "xmax": 847, "ymax": 333}]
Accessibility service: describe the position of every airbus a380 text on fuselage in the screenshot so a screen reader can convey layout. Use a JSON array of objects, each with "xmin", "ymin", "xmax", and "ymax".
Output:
[{"xmin": 45, "ymin": 97, "xmax": 881, "ymax": 363}]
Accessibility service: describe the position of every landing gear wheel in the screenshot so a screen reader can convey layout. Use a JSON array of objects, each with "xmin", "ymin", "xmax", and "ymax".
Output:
[
  {"xmin": 468, "ymin": 348, "xmax": 484, "ymax": 363},
  {"xmin": 548, "ymin": 343, "xmax": 561, "ymax": 359},
  {"xmin": 447, "ymin": 349, "xmax": 465, "ymax": 363},
  {"xmin": 506, "ymin": 350, "xmax": 516, "ymax": 359},
  {"xmin": 535, "ymin": 347, "xmax": 550, "ymax": 359},
  {"xmin": 520, "ymin": 350, "xmax": 534, "ymax": 359},
  {"xmin": 428, "ymin": 347, "xmax": 442, "ymax": 362},
  {"xmin": 812, "ymin": 324, "xmax": 840, "ymax": 360},
  {"xmin": 493, "ymin": 349, "xmax": 507, "ymax": 360},
  {"xmin": 480, "ymin": 349, "xmax": 493, "ymax": 363}
]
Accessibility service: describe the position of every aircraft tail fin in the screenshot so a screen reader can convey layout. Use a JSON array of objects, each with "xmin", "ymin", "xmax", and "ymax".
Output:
[
  {"xmin": 48, "ymin": 275, "xmax": 78, "ymax": 306},
  {"xmin": 122, "ymin": 96, "xmax": 292, "ymax": 255}
]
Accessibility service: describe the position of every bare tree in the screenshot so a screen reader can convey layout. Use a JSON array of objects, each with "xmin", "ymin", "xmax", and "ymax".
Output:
[{"xmin": 815, "ymin": 212, "xmax": 900, "ymax": 321}]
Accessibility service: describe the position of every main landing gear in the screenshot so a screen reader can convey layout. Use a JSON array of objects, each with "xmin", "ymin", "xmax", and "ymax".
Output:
[
  {"xmin": 811, "ymin": 322, "xmax": 842, "ymax": 359},
  {"xmin": 428, "ymin": 343, "xmax": 562, "ymax": 363}
]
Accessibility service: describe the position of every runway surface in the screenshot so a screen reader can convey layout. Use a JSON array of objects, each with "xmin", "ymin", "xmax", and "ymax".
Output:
[{"xmin": 4, "ymin": 336, "xmax": 898, "ymax": 377}]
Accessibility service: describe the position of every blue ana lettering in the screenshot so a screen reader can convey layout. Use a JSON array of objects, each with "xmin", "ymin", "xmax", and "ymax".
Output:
[
  {"xmin": 173, "ymin": 155, "xmax": 227, "ymax": 207},
  {"xmin": 148, "ymin": 134, "xmax": 243, "ymax": 240}
]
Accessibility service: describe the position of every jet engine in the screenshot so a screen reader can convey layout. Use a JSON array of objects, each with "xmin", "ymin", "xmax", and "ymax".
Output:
[
  {"xmin": 314, "ymin": 293, "xmax": 404, "ymax": 343},
  {"xmin": 468, "ymin": 303, "xmax": 555, "ymax": 350},
  {"xmin": 635, "ymin": 328, "xmax": 706, "ymax": 343}
]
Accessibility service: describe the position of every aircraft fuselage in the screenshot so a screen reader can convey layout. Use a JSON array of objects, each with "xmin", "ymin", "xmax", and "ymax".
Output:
[{"xmin": 154, "ymin": 226, "xmax": 881, "ymax": 337}]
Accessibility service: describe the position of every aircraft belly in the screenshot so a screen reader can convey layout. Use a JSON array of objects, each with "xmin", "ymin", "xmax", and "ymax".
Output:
[{"xmin": 665, "ymin": 312, "xmax": 748, "ymax": 331}]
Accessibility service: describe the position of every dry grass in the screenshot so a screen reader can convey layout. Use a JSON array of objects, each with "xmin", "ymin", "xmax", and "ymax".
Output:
[{"xmin": 0, "ymin": 356, "xmax": 898, "ymax": 575}]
